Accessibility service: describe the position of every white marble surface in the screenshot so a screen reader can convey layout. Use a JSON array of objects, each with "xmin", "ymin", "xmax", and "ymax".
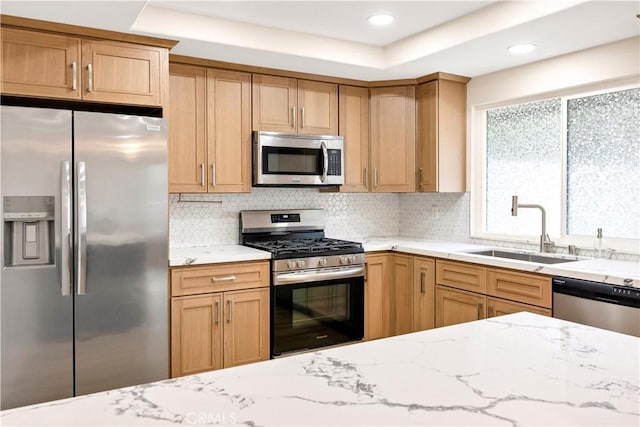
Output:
[
  {"xmin": 362, "ymin": 238, "xmax": 640, "ymax": 287},
  {"xmin": 169, "ymin": 245, "xmax": 271, "ymax": 266},
  {"xmin": 2, "ymin": 313, "xmax": 638, "ymax": 426}
]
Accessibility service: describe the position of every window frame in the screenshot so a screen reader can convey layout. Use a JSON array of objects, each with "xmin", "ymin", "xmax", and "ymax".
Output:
[{"xmin": 470, "ymin": 79, "xmax": 640, "ymax": 253}]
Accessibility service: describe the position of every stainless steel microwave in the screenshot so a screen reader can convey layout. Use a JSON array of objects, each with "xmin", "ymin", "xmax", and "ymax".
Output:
[{"xmin": 253, "ymin": 131, "xmax": 344, "ymax": 186}]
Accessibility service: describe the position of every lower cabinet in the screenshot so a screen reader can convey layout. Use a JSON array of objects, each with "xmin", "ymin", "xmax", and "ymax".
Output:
[
  {"xmin": 170, "ymin": 261, "xmax": 270, "ymax": 378},
  {"xmin": 364, "ymin": 253, "xmax": 388, "ymax": 340},
  {"xmin": 389, "ymin": 254, "xmax": 414, "ymax": 336},
  {"xmin": 413, "ymin": 257, "xmax": 435, "ymax": 331},
  {"xmin": 435, "ymin": 285, "xmax": 551, "ymax": 328}
]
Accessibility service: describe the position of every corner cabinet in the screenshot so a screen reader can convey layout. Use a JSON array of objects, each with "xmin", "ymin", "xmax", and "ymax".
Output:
[
  {"xmin": 1, "ymin": 27, "xmax": 168, "ymax": 106},
  {"xmin": 370, "ymin": 86, "xmax": 416, "ymax": 192},
  {"xmin": 168, "ymin": 63, "xmax": 251, "ymax": 193},
  {"xmin": 252, "ymin": 74, "xmax": 338, "ymax": 135},
  {"xmin": 416, "ymin": 76, "xmax": 468, "ymax": 192},
  {"xmin": 170, "ymin": 261, "xmax": 270, "ymax": 377}
]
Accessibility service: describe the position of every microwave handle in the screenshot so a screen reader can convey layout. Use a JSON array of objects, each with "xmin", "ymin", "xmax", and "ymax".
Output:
[{"xmin": 321, "ymin": 140, "xmax": 328, "ymax": 183}]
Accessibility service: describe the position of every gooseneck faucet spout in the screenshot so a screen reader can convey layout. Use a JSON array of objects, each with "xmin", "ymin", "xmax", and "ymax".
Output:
[{"xmin": 511, "ymin": 195, "xmax": 554, "ymax": 253}]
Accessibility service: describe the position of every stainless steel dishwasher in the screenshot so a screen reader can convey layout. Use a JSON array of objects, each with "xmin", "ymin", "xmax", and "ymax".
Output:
[{"xmin": 553, "ymin": 277, "xmax": 640, "ymax": 337}]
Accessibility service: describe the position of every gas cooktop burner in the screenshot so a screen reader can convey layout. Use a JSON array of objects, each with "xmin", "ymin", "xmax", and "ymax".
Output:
[{"xmin": 245, "ymin": 237, "xmax": 363, "ymax": 258}]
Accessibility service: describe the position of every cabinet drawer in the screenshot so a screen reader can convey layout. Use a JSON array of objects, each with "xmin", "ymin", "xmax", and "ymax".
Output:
[
  {"xmin": 171, "ymin": 261, "xmax": 270, "ymax": 296},
  {"xmin": 436, "ymin": 260, "xmax": 486, "ymax": 293},
  {"xmin": 487, "ymin": 269, "xmax": 551, "ymax": 308},
  {"xmin": 486, "ymin": 297, "xmax": 551, "ymax": 318}
]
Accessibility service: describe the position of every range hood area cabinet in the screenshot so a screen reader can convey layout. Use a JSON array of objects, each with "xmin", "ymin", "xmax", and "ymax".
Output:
[
  {"xmin": 0, "ymin": 26, "xmax": 169, "ymax": 107},
  {"xmin": 168, "ymin": 63, "xmax": 252, "ymax": 193},
  {"xmin": 416, "ymin": 76, "xmax": 469, "ymax": 193},
  {"xmin": 252, "ymin": 74, "xmax": 338, "ymax": 135}
]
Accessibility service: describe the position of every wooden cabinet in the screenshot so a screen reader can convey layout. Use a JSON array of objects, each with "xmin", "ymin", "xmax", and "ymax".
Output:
[
  {"xmin": 389, "ymin": 254, "xmax": 414, "ymax": 336},
  {"xmin": 338, "ymin": 85, "xmax": 369, "ymax": 192},
  {"xmin": 486, "ymin": 297, "xmax": 551, "ymax": 318},
  {"xmin": 1, "ymin": 28, "xmax": 167, "ymax": 106},
  {"xmin": 370, "ymin": 86, "xmax": 416, "ymax": 192},
  {"xmin": 416, "ymin": 77, "xmax": 468, "ymax": 192},
  {"xmin": 1, "ymin": 28, "xmax": 81, "ymax": 99},
  {"xmin": 252, "ymin": 75, "xmax": 338, "ymax": 135},
  {"xmin": 168, "ymin": 64, "xmax": 251, "ymax": 193},
  {"xmin": 436, "ymin": 260, "xmax": 487, "ymax": 294},
  {"xmin": 413, "ymin": 257, "xmax": 435, "ymax": 332},
  {"xmin": 435, "ymin": 259, "xmax": 552, "ymax": 328},
  {"xmin": 364, "ymin": 254, "xmax": 388, "ymax": 340},
  {"xmin": 487, "ymin": 268, "xmax": 552, "ymax": 308},
  {"xmin": 170, "ymin": 261, "xmax": 270, "ymax": 377},
  {"xmin": 435, "ymin": 286, "xmax": 485, "ymax": 328},
  {"xmin": 168, "ymin": 63, "xmax": 206, "ymax": 192}
]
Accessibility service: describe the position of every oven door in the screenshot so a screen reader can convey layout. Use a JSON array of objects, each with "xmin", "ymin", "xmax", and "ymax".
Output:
[{"xmin": 272, "ymin": 266, "xmax": 364, "ymax": 357}]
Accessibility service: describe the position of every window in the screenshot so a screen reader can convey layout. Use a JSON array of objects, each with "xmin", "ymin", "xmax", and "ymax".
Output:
[{"xmin": 473, "ymin": 86, "xmax": 640, "ymax": 250}]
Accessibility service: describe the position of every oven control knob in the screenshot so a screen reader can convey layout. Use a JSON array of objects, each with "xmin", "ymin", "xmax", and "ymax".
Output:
[
  {"xmin": 287, "ymin": 260, "xmax": 297, "ymax": 269},
  {"xmin": 348, "ymin": 255, "xmax": 356, "ymax": 264},
  {"xmin": 340, "ymin": 256, "xmax": 348, "ymax": 265},
  {"xmin": 318, "ymin": 258, "xmax": 328, "ymax": 267},
  {"xmin": 297, "ymin": 260, "xmax": 306, "ymax": 268}
]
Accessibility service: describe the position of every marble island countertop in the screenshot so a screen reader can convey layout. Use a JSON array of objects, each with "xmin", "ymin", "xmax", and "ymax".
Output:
[{"xmin": 2, "ymin": 312, "xmax": 638, "ymax": 426}]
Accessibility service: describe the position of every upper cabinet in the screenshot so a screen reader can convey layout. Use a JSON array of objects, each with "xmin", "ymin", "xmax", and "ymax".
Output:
[
  {"xmin": 1, "ymin": 27, "xmax": 168, "ymax": 107},
  {"xmin": 370, "ymin": 86, "xmax": 416, "ymax": 192},
  {"xmin": 338, "ymin": 85, "xmax": 370, "ymax": 192},
  {"xmin": 416, "ymin": 76, "xmax": 469, "ymax": 192},
  {"xmin": 168, "ymin": 63, "xmax": 251, "ymax": 193},
  {"xmin": 252, "ymin": 74, "xmax": 338, "ymax": 135}
]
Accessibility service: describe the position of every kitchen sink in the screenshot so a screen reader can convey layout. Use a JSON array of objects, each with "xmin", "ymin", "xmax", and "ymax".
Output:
[{"xmin": 465, "ymin": 249, "xmax": 580, "ymax": 264}]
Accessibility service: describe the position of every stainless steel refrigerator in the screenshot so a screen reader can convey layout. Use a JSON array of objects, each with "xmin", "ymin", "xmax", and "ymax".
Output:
[{"xmin": 0, "ymin": 105, "xmax": 168, "ymax": 410}]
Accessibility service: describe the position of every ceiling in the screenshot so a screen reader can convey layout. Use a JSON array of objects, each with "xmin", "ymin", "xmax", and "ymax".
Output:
[{"xmin": 1, "ymin": 1, "xmax": 638, "ymax": 81}]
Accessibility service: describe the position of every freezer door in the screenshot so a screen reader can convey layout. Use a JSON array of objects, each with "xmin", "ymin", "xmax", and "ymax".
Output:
[
  {"xmin": 1, "ymin": 106, "xmax": 74, "ymax": 409},
  {"xmin": 73, "ymin": 112, "xmax": 168, "ymax": 395}
]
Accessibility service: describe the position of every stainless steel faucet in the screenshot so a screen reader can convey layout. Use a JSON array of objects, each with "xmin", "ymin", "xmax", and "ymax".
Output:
[{"xmin": 511, "ymin": 195, "xmax": 555, "ymax": 253}]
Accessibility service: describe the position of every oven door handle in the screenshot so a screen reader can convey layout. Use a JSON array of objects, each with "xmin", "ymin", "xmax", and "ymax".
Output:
[{"xmin": 273, "ymin": 266, "xmax": 364, "ymax": 286}]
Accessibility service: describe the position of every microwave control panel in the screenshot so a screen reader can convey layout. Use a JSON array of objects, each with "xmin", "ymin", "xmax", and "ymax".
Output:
[{"xmin": 327, "ymin": 149, "xmax": 342, "ymax": 176}]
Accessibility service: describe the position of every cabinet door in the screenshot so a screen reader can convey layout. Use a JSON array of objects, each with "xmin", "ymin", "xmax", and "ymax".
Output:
[
  {"xmin": 416, "ymin": 79, "xmax": 467, "ymax": 192},
  {"xmin": 252, "ymin": 74, "xmax": 297, "ymax": 132},
  {"xmin": 364, "ymin": 254, "xmax": 389, "ymax": 340},
  {"xmin": 1, "ymin": 28, "xmax": 81, "ymax": 100},
  {"xmin": 390, "ymin": 254, "xmax": 414, "ymax": 336},
  {"xmin": 486, "ymin": 297, "xmax": 551, "ymax": 318},
  {"xmin": 171, "ymin": 294, "xmax": 223, "ymax": 377},
  {"xmin": 413, "ymin": 257, "xmax": 435, "ymax": 332},
  {"xmin": 370, "ymin": 86, "xmax": 416, "ymax": 192},
  {"xmin": 207, "ymin": 69, "xmax": 252, "ymax": 193},
  {"xmin": 436, "ymin": 260, "xmax": 487, "ymax": 294},
  {"xmin": 81, "ymin": 40, "xmax": 163, "ymax": 106},
  {"xmin": 168, "ymin": 63, "xmax": 207, "ymax": 193},
  {"xmin": 297, "ymin": 80, "xmax": 338, "ymax": 135},
  {"xmin": 339, "ymin": 85, "xmax": 369, "ymax": 192},
  {"xmin": 435, "ymin": 286, "xmax": 486, "ymax": 328},
  {"xmin": 223, "ymin": 288, "xmax": 270, "ymax": 368}
]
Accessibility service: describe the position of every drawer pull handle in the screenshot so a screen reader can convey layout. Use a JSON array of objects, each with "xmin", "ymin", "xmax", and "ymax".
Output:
[
  {"xmin": 211, "ymin": 275, "xmax": 236, "ymax": 282},
  {"xmin": 227, "ymin": 300, "xmax": 232, "ymax": 322},
  {"xmin": 477, "ymin": 302, "xmax": 484, "ymax": 319},
  {"xmin": 215, "ymin": 301, "xmax": 220, "ymax": 324},
  {"xmin": 488, "ymin": 305, "xmax": 494, "ymax": 318}
]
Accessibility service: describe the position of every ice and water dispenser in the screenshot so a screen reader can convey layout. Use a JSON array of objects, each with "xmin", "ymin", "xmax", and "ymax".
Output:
[{"xmin": 3, "ymin": 196, "xmax": 55, "ymax": 266}]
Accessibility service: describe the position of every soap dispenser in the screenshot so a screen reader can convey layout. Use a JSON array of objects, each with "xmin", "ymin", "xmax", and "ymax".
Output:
[{"xmin": 593, "ymin": 228, "xmax": 607, "ymax": 258}]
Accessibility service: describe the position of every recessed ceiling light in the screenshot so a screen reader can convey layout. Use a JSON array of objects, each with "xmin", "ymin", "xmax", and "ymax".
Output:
[
  {"xmin": 368, "ymin": 14, "xmax": 394, "ymax": 26},
  {"xmin": 507, "ymin": 44, "xmax": 537, "ymax": 54}
]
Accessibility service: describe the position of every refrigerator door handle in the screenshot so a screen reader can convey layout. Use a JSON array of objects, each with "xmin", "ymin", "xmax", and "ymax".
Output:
[
  {"xmin": 76, "ymin": 161, "xmax": 88, "ymax": 295},
  {"xmin": 60, "ymin": 161, "xmax": 72, "ymax": 296}
]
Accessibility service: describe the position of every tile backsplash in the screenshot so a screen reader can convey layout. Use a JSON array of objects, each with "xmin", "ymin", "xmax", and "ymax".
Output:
[
  {"xmin": 169, "ymin": 189, "xmax": 400, "ymax": 247},
  {"xmin": 170, "ymin": 189, "xmax": 639, "ymax": 262}
]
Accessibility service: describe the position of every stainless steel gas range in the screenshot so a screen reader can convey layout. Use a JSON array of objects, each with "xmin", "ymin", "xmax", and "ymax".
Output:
[{"xmin": 240, "ymin": 209, "xmax": 364, "ymax": 357}]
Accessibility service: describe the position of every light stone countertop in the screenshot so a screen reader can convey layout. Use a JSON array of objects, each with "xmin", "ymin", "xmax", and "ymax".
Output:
[
  {"xmin": 168, "ymin": 239, "xmax": 639, "ymax": 287},
  {"xmin": 169, "ymin": 245, "xmax": 271, "ymax": 267},
  {"xmin": 2, "ymin": 312, "xmax": 638, "ymax": 426}
]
